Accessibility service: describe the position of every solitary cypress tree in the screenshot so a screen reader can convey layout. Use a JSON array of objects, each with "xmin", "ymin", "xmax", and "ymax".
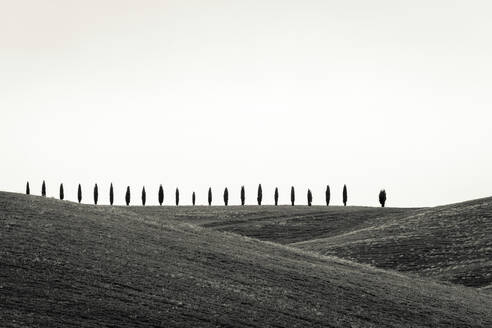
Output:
[
  {"xmin": 142, "ymin": 186, "xmax": 146, "ymax": 206},
  {"xmin": 158, "ymin": 184, "xmax": 164, "ymax": 206},
  {"xmin": 307, "ymin": 189, "xmax": 313, "ymax": 206},
  {"xmin": 41, "ymin": 180, "xmax": 46, "ymax": 197},
  {"xmin": 379, "ymin": 189, "xmax": 387, "ymax": 208},
  {"xmin": 77, "ymin": 184, "xmax": 82, "ymax": 203},
  {"xmin": 274, "ymin": 187, "xmax": 279, "ymax": 206},
  {"xmin": 109, "ymin": 183, "xmax": 114, "ymax": 206},
  {"xmin": 291, "ymin": 186, "xmax": 295, "ymax": 206},
  {"xmin": 208, "ymin": 187, "xmax": 212, "ymax": 206},
  {"xmin": 94, "ymin": 184, "xmax": 98, "ymax": 205},
  {"xmin": 224, "ymin": 187, "xmax": 229, "ymax": 206},
  {"xmin": 175, "ymin": 188, "xmax": 180, "ymax": 206},
  {"xmin": 325, "ymin": 185, "xmax": 330, "ymax": 206},
  {"xmin": 192, "ymin": 191, "xmax": 196, "ymax": 206},
  {"xmin": 59, "ymin": 183, "xmax": 64, "ymax": 200},
  {"xmin": 240, "ymin": 186, "xmax": 245, "ymax": 206},
  {"xmin": 26, "ymin": 182, "xmax": 30, "ymax": 195},
  {"xmin": 125, "ymin": 186, "xmax": 130, "ymax": 206},
  {"xmin": 343, "ymin": 185, "xmax": 348, "ymax": 206},
  {"xmin": 257, "ymin": 184, "xmax": 262, "ymax": 206}
]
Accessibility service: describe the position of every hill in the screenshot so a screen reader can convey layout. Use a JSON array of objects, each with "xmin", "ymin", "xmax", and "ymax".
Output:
[
  {"xmin": 1, "ymin": 192, "xmax": 491, "ymax": 327},
  {"xmin": 293, "ymin": 198, "xmax": 492, "ymax": 287}
]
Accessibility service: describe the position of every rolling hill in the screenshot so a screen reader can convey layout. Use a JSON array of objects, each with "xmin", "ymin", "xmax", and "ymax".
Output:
[{"xmin": 1, "ymin": 192, "xmax": 491, "ymax": 327}]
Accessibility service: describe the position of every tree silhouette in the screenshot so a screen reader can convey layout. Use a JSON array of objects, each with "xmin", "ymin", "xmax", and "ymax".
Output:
[
  {"xmin": 109, "ymin": 183, "xmax": 114, "ymax": 206},
  {"xmin": 307, "ymin": 189, "xmax": 312, "ymax": 206},
  {"xmin": 274, "ymin": 187, "xmax": 279, "ymax": 206},
  {"xmin": 125, "ymin": 186, "xmax": 130, "ymax": 206},
  {"xmin": 175, "ymin": 188, "xmax": 180, "ymax": 206},
  {"xmin": 142, "ymin": 186, "xmax": 146, "ymax": 206},
  {"xmin": 224, "ymin": 187, "xmax": 229, "ymax": 206},
  {"xmin": 325, "ymin": 185, "xmax": 330, "ymax": 206},
  {"xmin": 343, "ymin": 185, "xmax": 348, "ymax": 206},
  {"xmin": 291, "ymin": 186, "xmax": 295, "ymax": 206},
  {"xmin": 77, "ymin": 184, "xmax": 82, "ymax": 203},
  {"xmin": 192, "ymin": 192, "xmax": 196, "ymax": 206},
  {"xmin": 208, "ymin": 187, "xmax": 212, "ymax": 206},
  {"xmin": 158, "ymin": 185, "xmax": 164, "ymax": 206},
  {"xmin": 379, "ymin": 189, "xmax": 387, "ymax": 208},
  {"xmin": 257, "ymin": 184, "xmax": 262, "ymax": 206},
  {"xmin": 240, "ymin": 186, "xmax": 245, "ymax": 206},
  {"xmin": 41, "ymin": 180, "xmax": 46, "ymax": 197},
  {"xmin": 26, "ymin": 182, "xmax": 30, "ymax": 195},
  {"xmin": 94, "ymin": 184, "xmax": 98, "ymax": 205},
  {"xmin": 59, "ymin": 183, "xmax": 64, "ymax": 200}
]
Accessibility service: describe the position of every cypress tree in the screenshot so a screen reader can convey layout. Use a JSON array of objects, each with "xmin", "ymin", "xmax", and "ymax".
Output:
[
  {"xmin": 192, "ymin": 191, "xmax": 196, "ymax": 206},
  {"xmin": 274, "ymin": 187, "xmax": 279, "ymax": 206},
  {"xmin": 77, "ymin": 184, "xmax": 82, "ymax": 203},
  {"xmin": 208, "ymin": 187, "xmax": 212, "ymax": 206},
  {"xmin": 142, "ymin": 186, "xmax": 146, "ymax": 206},
  {"xmin": 158, "ymin": 184, "xmax": 164, "ymax": 206},
  {"xmin": 224, "ymin": 187, "xmax": 229, "ymax": 206},
  {"xmin": 307, "ymin": 189, "xmax": 312, "ymax": 206},
  {"xmin": 41, "ymin": 180, "xmax": 46, "ymax": 197},
  {"xmin": 240, "ymin": 186, "xmax": 245, "ymax": 206},
  {"xmin": 109, "ymin": 183, "xmax": 114, "ymax": 206},
  {"xmin": 175, "ymin": 188, "xmax": 180, "ymax": 206},
  {"xmin": 59, "ymin": 183, "xmax": 64, "ymax": 200},
  {"xmin": 257, "ymin": 184, "xmax": 262, "ymax": 206},
  {"xmin": 379, "ymin": 189, "xmax": 387, "ymax": 208},
  {"xmin": 125, "ymin": 186, "xmax": 130, "ymax": 206},
  {"xmin": 26, "ymin": 182, "xmax": 30, "ymax": 195},
  {"xmin": 291, "ymin": 186, "xmax": 295, "ymax": 206},
  {"xmin": 343, "ymin": 185, "xmax": 348, "ymax": 206},
  {"xmin": 94, "ymin": 184, "xmax": 98, "ymax": 205},
  {"xmin": 325, "ymin": 185, "xmax": 330, "ymax": 206}
]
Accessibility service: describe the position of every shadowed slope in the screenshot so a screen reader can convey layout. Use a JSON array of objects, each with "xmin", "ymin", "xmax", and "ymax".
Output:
[
  {"xmin": 294, "ymin": 197, "xmax": 492, "ymax": 287},
  {"xmin": 1, "ymin": 192, "xmax": 491, "ymax": 327}
]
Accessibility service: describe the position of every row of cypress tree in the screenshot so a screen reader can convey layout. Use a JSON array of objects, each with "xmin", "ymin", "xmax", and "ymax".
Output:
[{"xmin": 26, "ymin": 181, "xmax": 387, "ymax": 207}]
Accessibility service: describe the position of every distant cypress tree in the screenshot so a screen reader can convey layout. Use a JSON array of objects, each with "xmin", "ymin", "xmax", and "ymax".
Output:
[
  {"xmin": 94, "ymin": 184, "xmax": 98, "ymax": 205},
  {"xmin": 274, "ymin": 187, "xmax": 279, "ymax": 206},
  {"xmin": 142, "ymin": 186, "xmax": 146, "ymax": 206},
  {"xmin": 125, "ymin": 186, "xmax": 130, "ymax": 206},
  {"xmin": 343, "ymin": 185, "xmax": 348, "ymax": 206},
  {"xmin": 291, "ymin": 186, "xmax": 295, "ymax": 206},
  {"xmin": 257, "ymin": 184, "xmax": 262, "ymax": 206},
  {"xmin": 240, "ymin": 186, "xmax": 245, "ymax": 206},
  {"xmin": 208, "ymin": 187, "xmax": 212, "ymax": 206},
  {"xmin": 379, "ymin": 189, "xmax": 387, "ymax": 208},
  {"xmin": 175, "ymin": 188, "xmax": 180, "ymax": 206},
  {"xmin": 307, "ymin": 189, "xmax": 312, "ymax": 206},
  {"xmin": 192, "ymin": 191, "xmax": 196, "ymax": 206},
  {"xmin": 41, "ymin": 180, "xmax": 46, "ymax": 197},
  {"xmin": 325, "ymin": 185, "xmax": 330, "ymax": 206},
  {"xmin": 77, "ymin": 184, "xmax": 82, "ymax": 203},
  {"xmin": 26, "ymin": 182, "xmax": 30, "ymax": 195},
  {"xmin": 59, "ymin": 183, "xmax": 64, "ymax": 200},
  {"xmin": 109, "ymin": 183, "xmax": 114, "ymax": 206},
  {"xmin": 224, "ymin": 187, "xmax": 229, "ymax": 206},
  {"xmin": 158, "ymin": 184, "xmax": 164, "ymax": 206}
]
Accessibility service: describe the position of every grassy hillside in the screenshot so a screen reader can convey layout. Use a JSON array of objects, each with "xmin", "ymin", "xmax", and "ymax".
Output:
[
  {"xmin": 1, "ymin": 192, "xmax": 491, "ymax": 327},
  {"xmin": 294, "ymin": 198, "xmax": 492, "ymax": 287}
]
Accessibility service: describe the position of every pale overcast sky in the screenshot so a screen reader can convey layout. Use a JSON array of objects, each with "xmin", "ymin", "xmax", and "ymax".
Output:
[{"xmin": 1, "ymin": 1, "xmax": 491, "ymax": 206}]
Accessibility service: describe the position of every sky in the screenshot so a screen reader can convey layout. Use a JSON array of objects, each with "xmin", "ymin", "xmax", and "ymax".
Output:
[{"xmin": 1, "ymin": 0, "xmax": 491, "ymax": 206}]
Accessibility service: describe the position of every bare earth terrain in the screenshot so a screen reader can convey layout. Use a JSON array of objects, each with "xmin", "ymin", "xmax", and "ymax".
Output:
[{"xmin": 1, "ymin": 191, "xmax": 491, "ymax": 327}]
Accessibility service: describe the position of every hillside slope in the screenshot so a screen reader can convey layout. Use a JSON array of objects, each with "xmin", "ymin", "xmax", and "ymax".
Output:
[
  {"xmin": 1, "ymin": 192, "xmax": 491, "ymax": 327},
  {"xmin": 131, "ymin": 205, "xmax": 420, "ymax": 244},
  {"xmin": 294, "ymin": 197, "xmax": 492, "ymax": 287}
]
